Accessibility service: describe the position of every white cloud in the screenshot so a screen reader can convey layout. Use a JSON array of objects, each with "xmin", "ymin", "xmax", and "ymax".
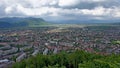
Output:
[
  {"xmin": 10, "ymin": 4, "xmax": 60, "ymax": 16},
  {"xmin": 16, "ymin": 4, "xmax": 50, "ymax": 16},
  {"xmin": 4, "ymin": 4, "xmax": 120, "ymax": 18},
  {"xmin": 111, "ymin": 7, "xmax": 120, "ymax": 17},
  {"xmin": 80, "ymin": 6, "xmax": 120, "ymax": 18},
  {"xmin": 58, "ymin": 0, "xmax": 106, "ymax": 7},
  {"xmin": 5, "ymin": 6, "xmax": 12, "ymax": 14},
  {"xmin": 58, "ymin": 0, "xmax": 79, "ymax": 7},
  {"xmin": 87, "ymin": 0, "xmax": 106, "ymax": 2},
  {"xmin": 49, "ymin": 0, "xmax": 58, "ymax": 5},
  {"xmin": 0, "ymin": 0, "xmax": 120, "ymax": 20},
  {"xmin": 81, "ymin": 6, "xmax": 107, "ymax": 16}
]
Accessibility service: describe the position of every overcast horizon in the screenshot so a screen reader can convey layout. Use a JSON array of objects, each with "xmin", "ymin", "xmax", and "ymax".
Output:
[{"xmin": 0, "ymin": 0, "xmax": 120, "ymax": 22}]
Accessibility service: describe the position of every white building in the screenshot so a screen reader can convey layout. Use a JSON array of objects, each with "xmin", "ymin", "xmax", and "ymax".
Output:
[
  {"xmin": 0, "ymin": 59, "xmax": 9, "ymax": 63},
  {"xmin": 16, "ymin": 53, "xmax": 26, "ymax": 62},
  {"xmin": 53, "ymin": 48, "xmax": 58, "ymax": 54},
  {"xmin": 43, "ymin": 48, "xmax": 48, "ymax": 55},
  {"xmin": 32, "ymin": 50, "xmax": 39, "ymax": 56}
]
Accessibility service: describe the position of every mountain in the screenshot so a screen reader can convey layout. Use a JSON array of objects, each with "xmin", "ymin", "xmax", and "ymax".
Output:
[
  {"xmin": 0, "ymin": 17, "xmax": 48, "ymax": 28},
  {"xmin": 50, "ymin": 19, "xmax": 120, "ymax": 24}
]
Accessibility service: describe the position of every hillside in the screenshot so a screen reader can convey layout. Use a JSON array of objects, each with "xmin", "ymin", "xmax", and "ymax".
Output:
[
  {"xmin": 0, "ymin": 17, "xmax": 48, "ymax": 28},
  {"xmin": 12, "ymin": 50, "xmax": 120, "ymax": 68}
]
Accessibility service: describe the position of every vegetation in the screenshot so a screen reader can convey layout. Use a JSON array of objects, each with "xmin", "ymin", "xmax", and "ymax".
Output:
[
  {"xmin": 0, "ymin": 44, "xmax": 4, "ymax": 47},
  {"xmin": 0, "ymin": 17, "xmax": 48, "ymax": 28},
  {"xmin": 12, "ymin": 50, "xmax": 120, "ymax": 68},
  {"xmin": 112, "ymin": 40, "xmax": 120, "ymax": 45}
]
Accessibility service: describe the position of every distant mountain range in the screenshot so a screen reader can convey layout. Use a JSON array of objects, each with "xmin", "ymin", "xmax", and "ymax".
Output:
[
  {"xmin": 0, "ymin": 17, "xmax": 48, "ymax": 28},
  {"xmin": 0, "ymin": 17, "xmax": 120, "ymax": 28},
  {"xmin": 50, "ymin": 19, "xmax": 120, "ymax": 24}
]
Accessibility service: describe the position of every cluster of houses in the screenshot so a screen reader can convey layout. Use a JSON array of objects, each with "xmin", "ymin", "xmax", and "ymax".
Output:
[{"xmin": 0, "ymin": 26, "xmax": 120, "ymax": 67}]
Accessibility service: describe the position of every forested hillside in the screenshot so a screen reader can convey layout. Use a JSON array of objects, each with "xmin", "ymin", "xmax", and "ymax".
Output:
[
  {"xmin": 0, "ymin": 17, "xmax": 48, "ymax": 28},
  {"xmin": 12, "ymin": 50, "xmax": 120, "ymax": 68}
]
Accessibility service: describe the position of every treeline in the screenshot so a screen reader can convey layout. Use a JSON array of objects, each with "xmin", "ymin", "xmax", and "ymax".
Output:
[{"xmin": 12, "ymin": 50, "xmax": 120, "ymax": 68}]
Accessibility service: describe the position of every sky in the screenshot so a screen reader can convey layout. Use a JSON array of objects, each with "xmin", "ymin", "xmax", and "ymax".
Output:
[{"xmin": 0, "ymin": 0, "xmax": 120, "ymax": 22}]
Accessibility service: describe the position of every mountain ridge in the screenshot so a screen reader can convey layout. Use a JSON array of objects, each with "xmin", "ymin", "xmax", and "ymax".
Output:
[{"xmin": 0, "ymin": 17, "xmax": 48, "ymax": 28}]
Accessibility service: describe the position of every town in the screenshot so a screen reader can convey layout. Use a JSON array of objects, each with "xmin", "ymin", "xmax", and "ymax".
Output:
[{"xmin": 0, "ymin": 25, "xmax": 120, "ymax": 67}]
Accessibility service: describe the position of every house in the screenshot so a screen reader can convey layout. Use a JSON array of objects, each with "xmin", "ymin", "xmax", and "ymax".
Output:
[
  {"xmin": 53, "ymin": 48, "xmax": 58, "ymax": 54},
  {"xmin": 32, "ymin": 50, "xmax": 39, "ymax": 56},
  {"xmin": 43, "ymin": 48, "xmax": 48, "ymax": 55},
  {"xmin": 0, "ymin": 59, "xmax": 9, "ymax": 63},
  {"xmin": 16, "ymin": 53, "xmax": 26, "ymax": 62}
]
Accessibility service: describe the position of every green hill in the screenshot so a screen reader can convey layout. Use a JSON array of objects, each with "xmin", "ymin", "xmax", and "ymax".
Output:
[{"xmin": 0, "ymin": 17, "xmax": 48, "ymax": 28}]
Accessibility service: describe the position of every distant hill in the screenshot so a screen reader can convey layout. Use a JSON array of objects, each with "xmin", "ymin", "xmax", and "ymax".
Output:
[
  {"xmin": 0, "ymin": 17, "xmax": 48, "ymax": 28},
  {"xmin": 50, "ymin": 19, "xmax": 120, "ymax": 24}
]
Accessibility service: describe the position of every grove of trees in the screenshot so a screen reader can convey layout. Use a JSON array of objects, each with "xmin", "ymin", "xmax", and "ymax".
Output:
[{"xmin": 12, "ymin": 50, "xmax": 120, "ymax": 68}]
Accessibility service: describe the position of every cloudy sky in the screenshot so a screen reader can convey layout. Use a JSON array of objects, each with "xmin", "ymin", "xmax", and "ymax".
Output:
[{"xmin": 0, "ymin": 0, "xmax": 120, "ymax": 22}]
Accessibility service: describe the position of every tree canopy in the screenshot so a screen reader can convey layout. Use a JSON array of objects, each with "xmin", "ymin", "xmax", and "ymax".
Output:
[{"xmin": 12, "ymin": 50, "xmax": 120, "ymax": 68}]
